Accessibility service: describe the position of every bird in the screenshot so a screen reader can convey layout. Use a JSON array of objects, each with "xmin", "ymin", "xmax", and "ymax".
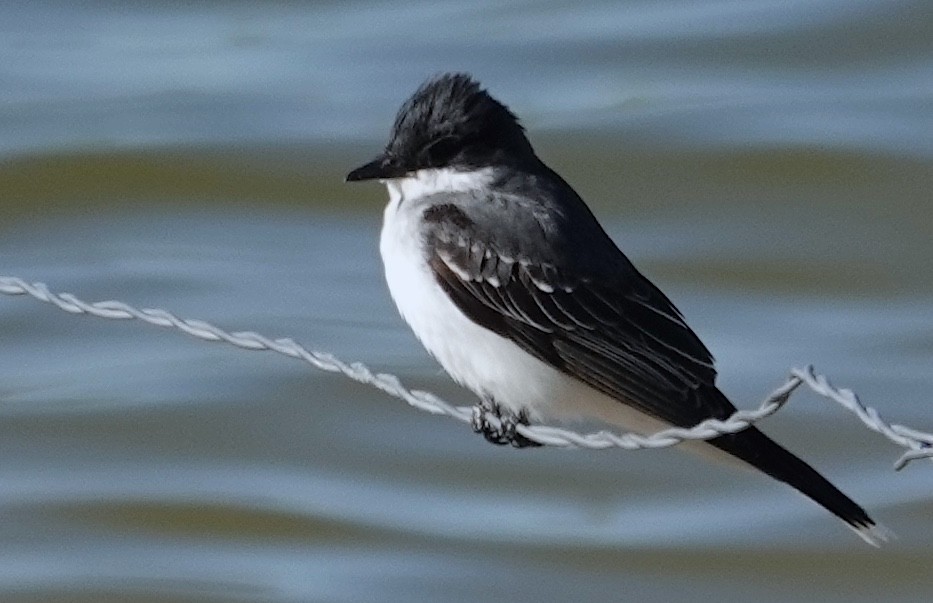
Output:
[{"xmin": 346, "ymin": 72, "xmax": 888, "ymax": 546}]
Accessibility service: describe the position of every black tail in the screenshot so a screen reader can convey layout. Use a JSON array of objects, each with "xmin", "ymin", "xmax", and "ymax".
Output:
[{"xmin": 700, "ymin": 386, "xmax": 886, "ymax": 544}]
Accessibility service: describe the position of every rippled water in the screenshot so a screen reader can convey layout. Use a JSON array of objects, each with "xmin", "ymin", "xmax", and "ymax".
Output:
[{"xmin": 2, "ymin": 1, "xmax": 932, "ymax": 602}]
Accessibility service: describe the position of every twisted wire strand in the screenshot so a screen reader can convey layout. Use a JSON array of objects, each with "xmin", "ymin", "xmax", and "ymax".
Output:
[{"xmin": 2, "ymin": 275, "xmax": 930, "ymax": 467}]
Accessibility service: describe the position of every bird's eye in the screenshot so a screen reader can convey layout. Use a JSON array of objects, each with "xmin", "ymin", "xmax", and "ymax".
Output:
[{"xmin": 424, "ymin": 135, "xmax": 460, "ymax": 166}]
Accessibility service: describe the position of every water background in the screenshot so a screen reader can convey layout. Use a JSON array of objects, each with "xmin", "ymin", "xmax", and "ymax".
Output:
[{"xmin": 2, "ymin": 1, "xmax": 932, "ymax": 601}]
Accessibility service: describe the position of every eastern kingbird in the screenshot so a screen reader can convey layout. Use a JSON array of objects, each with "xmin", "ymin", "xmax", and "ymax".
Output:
[{"xmin": 347, "ymin": 73, "xmax": 887, "ymax": 545}]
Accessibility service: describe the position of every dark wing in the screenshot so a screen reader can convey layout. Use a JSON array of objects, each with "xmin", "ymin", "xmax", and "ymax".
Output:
[
  {"xmin": 422, "ymin": 199, "xmax": 736, "ymax": 428},
  {"xmin": 422, "ymin": 198, "xmax": 882, "ymax": 536}
]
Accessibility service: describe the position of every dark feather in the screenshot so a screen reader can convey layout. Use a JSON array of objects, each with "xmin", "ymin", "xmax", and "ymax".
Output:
[
  {"xmin": 424, "ymin": 195, "xmax": 877, "ymax": 532},
  {"xmin": 423, "ymin": 191, "xmax": 720, "ymax": 429}
]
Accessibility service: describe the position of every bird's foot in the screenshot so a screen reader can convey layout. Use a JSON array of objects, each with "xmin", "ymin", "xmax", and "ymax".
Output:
[
  {"xmin": 471, "ymin": 400, "xmax": 542, "ymax": 448},
  {"xmin": 471, "ymin": 399, "xmax": 507, "ymax": 444},
  {"xmin": 502, "ymin": 409, "xmax": 542, "ymax": 448}
]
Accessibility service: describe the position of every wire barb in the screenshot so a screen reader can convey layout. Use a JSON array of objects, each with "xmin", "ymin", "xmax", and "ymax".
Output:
[{"xmin": 2, "ymin": 275, "xmax": 931, "ymax": 466}]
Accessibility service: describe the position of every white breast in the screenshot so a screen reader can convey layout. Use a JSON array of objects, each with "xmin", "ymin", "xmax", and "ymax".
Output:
[{"xmin": 378, "ymin": 169, "xmax": 559, "ymax": 419}]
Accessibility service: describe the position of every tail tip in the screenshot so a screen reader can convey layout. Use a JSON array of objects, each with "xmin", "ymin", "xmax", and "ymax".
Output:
[{"xmin": 851, "ymin": 521, "xmax": 896, "ymax": 548}]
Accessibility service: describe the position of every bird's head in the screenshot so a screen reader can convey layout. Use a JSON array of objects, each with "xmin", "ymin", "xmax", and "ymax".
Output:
[{"xmin": 346, "ymin": 73, "xmax": 535, "ymax": 183}]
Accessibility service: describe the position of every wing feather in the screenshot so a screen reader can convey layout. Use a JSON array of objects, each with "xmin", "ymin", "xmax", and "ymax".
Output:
[{"xmin": 423, "ymin": 198, "xmax": 723, "ymax": 429}]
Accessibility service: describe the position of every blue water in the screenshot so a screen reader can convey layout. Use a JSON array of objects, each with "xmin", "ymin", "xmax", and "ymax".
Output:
[{"xmin": 2, "ymin": 1, "xmax": 932, "ymax": 602}]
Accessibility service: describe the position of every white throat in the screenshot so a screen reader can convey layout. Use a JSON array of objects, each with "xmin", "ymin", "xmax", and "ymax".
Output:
[{"xmin": 384, "ymin": 167, "xmax": 495, "ymax": 204}]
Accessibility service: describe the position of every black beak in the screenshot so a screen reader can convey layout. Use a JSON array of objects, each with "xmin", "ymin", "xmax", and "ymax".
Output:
[{"xmin": 345, "ymin": 154, "xmax": 406, "ymax": 182}]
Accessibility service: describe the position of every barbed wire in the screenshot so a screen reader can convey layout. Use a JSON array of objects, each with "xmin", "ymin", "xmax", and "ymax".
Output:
[{"xmin": 1, "ymin": 275, "xmax": 930, "ymax": 468}]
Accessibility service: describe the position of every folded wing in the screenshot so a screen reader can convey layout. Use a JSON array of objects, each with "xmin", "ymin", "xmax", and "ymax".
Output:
[{"xmin": 423, "ymin": 198, "xmax": 736, "ymax": 428}]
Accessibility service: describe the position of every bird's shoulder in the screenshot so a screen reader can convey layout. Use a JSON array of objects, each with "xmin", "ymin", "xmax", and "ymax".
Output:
[{"xmin": 417, "ymin": 173, "xmax": 600, "ymax": 274}]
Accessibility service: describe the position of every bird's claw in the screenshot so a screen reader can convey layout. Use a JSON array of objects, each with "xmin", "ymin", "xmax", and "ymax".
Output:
[{"xmin": 471, "ymin": 401, "xmax": 542, "ymax": 448}]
